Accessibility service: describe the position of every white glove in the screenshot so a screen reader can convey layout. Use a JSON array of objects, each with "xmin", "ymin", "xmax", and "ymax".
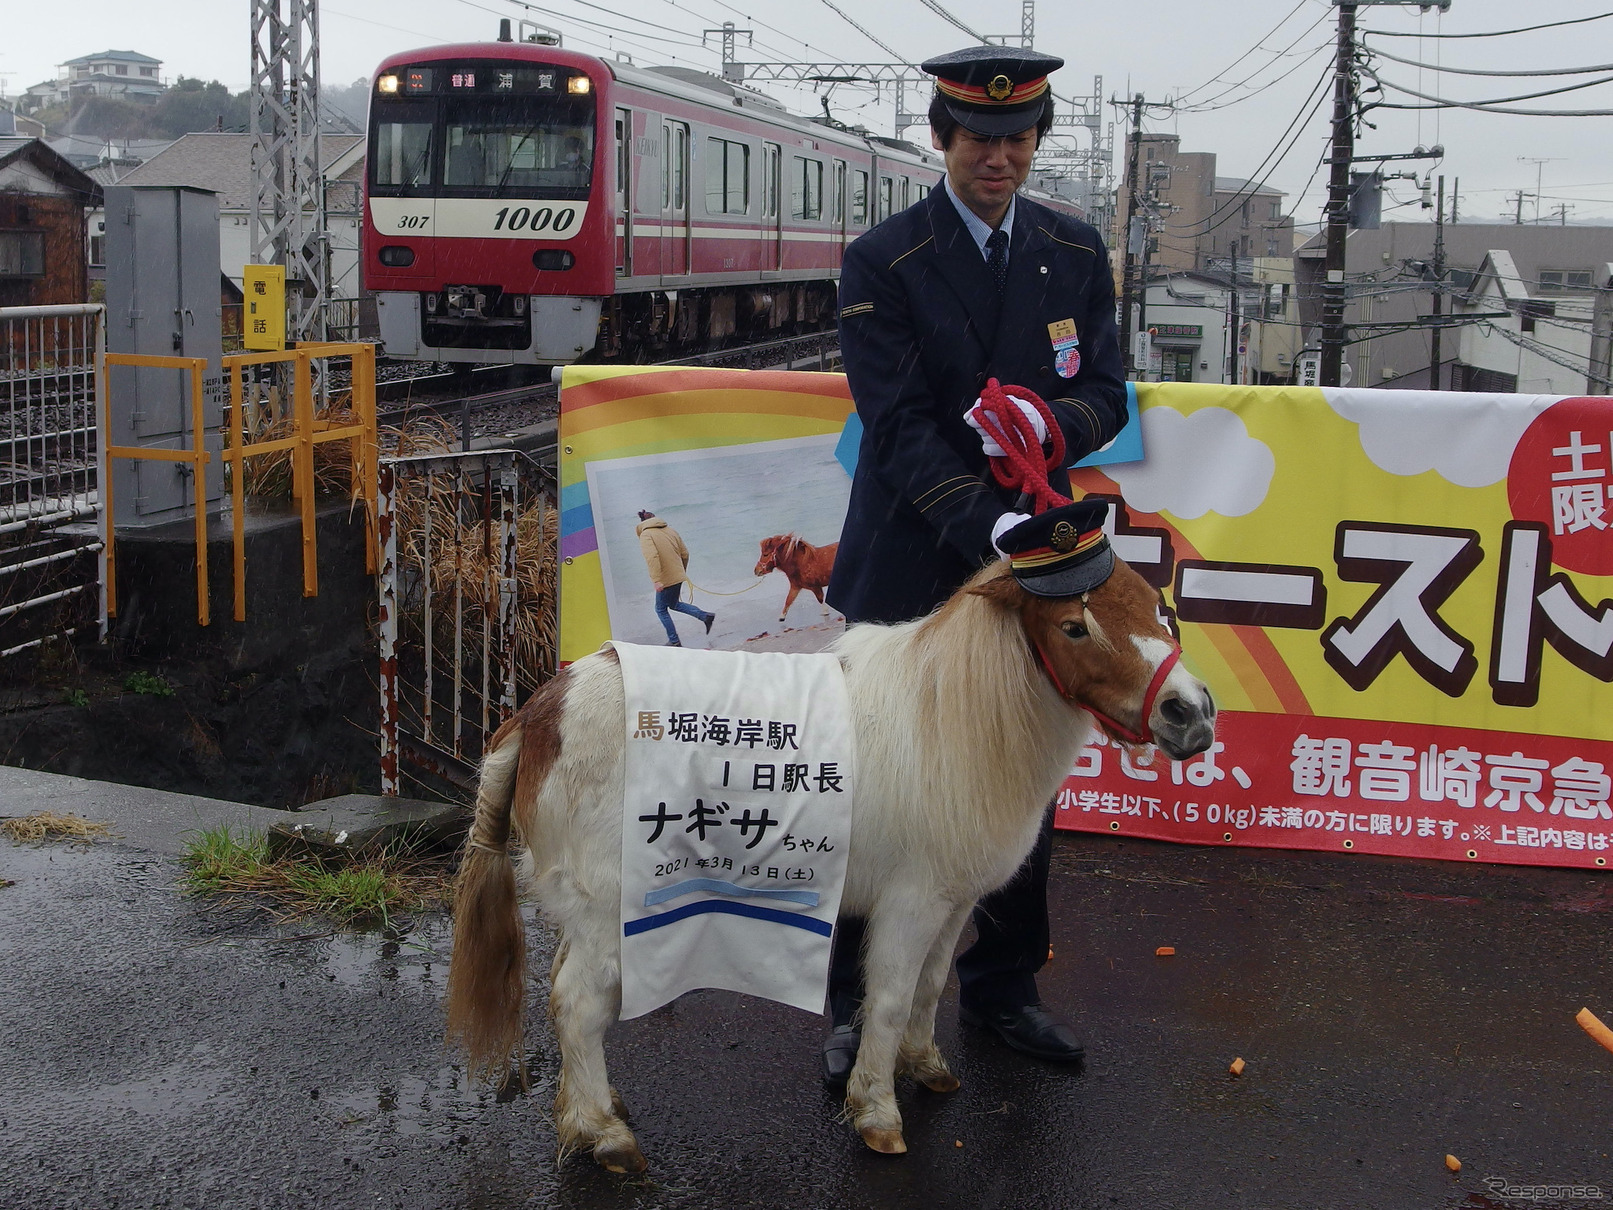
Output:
[
  {"xmin": 966, "ymin": 395, "xmax": 1048, "ymax": 458},
  {"xmin": 991, "ymin": 511, "xmax": 1033, "ymax": 558}
]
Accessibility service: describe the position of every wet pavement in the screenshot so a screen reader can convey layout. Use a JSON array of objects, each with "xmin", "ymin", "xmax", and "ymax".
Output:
[{"xmin": 3, "ymin": 783, "xmax": 1612, "ymax": 1209}]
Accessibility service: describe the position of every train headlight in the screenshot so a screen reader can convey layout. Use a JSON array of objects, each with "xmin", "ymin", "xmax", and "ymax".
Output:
[
  {"xmin": 378, "ymin": 245, "xmax": 415, "ymax": 267},
  {"xmin": 377, "ymin": 74, "xmax": 400, "ymax": 95},
  {"xmin": 566, "ymin": 75, "xmax": 592, "ymax": 95}
]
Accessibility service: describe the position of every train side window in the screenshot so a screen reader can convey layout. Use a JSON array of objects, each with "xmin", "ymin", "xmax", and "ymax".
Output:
[
  {"xmin": 662, "ymin": 125, "xmax": 672, "ymax": 209},
  {"xmin": 791, "ymin": 157, "xmax": 821, "ymax": 220},
  {"xmin": 831, "ymin": 160, "xmax": 846, "ymax": 225},
  {"xmin": 673, "ymin": 124, "xmax": 688, "ymax": 210},
  {"xmin": 705, "ymin": 137, "xmax": 750, "ymax": 214},
  {"xmin": 899, "ymin": 176, "xmax": 909, "ymax": 210},
  {"xmin": 913, "ymin": 182, "xmax": 929, "ymax": 201},
  {"xmin": 762, "ymin": 143, "xmax": 781, "ymax": 219},
  {"xmin": 852, "ymin": 170, "xmax": 868, "ymax": 225},
  {"xmin": 878, "ymin": 176, "xmax": 893, "ymax": 222},
  {"xmin": 729, "ymin": 141, "xmax": 749, "ymax": 213}
]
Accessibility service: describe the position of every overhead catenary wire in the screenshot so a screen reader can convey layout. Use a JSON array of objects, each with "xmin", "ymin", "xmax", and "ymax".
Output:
[
  {"xmin": 1166, "ymin": 63, "xmax": 1334, "ymax": 233},
  {"xmin": 1173, "ymin": 0, "xmax": 1313, "ymax": 104},
  {"xmin": 1361, "ymin": 11, "xmax": 1613, "ymax": 39},
  {"xmin": 1175, "ymin": 15, "xmax": 1334, "ymax": 112},
  {"xmin": 1363, "ymin": 66, "xmax": 1613, "ymax": 116},
  {"xmin": 1365, "ymin": 43, "xmax": 1613, "ymax": 78}
]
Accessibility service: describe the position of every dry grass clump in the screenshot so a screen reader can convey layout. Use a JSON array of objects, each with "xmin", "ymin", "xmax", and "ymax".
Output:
[
  {"xmin": 1, "ymin": 811, "xmax": 114, "ymax": 843},
  {"xmin": 183, "ymin": 826, "xmax": 453, "ymax": 925},
  {"xmin": 396, "ymin": 470, "xmax": 559, "ymax": 692}
]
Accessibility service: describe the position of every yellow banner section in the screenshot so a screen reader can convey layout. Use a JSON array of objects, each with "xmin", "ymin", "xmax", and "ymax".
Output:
[{"xmin": 242, "ymin": 264, "xmax": 286, "ymax": 351}]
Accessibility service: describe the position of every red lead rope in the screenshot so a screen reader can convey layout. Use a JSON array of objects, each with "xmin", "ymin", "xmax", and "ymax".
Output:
[{"xmin": 972, "ymin": 378, "xmax": 1072, "ymax": 516}]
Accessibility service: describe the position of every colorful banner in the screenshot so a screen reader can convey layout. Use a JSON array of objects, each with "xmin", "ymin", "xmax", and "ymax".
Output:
[
  {"xmin": 1065, "ymin": 382, "xmax": 1613, "ymax": 871},
  {"xmin": 560, "ymin": 369, "xmax": 1613, "ymax": 870}
]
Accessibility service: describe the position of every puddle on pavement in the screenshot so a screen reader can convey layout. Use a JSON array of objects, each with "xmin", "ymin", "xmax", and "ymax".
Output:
[
  {"xmin": 326, "ymin": 1056, "xmax": 553, "ymax": 1139},
  {"xmin": 302, "ymin": 917, "xmax": 453, "ymax": 993}
]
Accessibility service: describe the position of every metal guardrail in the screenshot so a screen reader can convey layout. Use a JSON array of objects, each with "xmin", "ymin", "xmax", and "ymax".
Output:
[
  {"xmin": 377, "ymin": 448, "xmax": 554, "ymax": 797},
  {"xmin": 102, "ymin": 341, "xmax": 378, "ymax": 627},
  {"xmin": 0, "ymin": 304, "xmax": 108, "ymax": 658}
]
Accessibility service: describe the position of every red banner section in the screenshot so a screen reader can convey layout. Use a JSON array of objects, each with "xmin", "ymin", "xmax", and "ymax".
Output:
[{"xmin": 1055, "ymin": 709, "xmax": 1613, "ymax": 870}]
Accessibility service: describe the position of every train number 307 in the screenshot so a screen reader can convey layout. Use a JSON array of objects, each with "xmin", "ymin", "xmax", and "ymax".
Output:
[
  {"xmin": 492, "ymin": 205, "xmax": 578, "ymax": 234},
  {"xmin": 396, "ymin": 215, "xmax": 431, "ymax": 229}
]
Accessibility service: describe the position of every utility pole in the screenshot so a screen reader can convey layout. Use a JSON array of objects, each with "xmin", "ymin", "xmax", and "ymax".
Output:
[
  {"xmin": 1429, "ymin": 175, "xmax": 1444, "ymax": 390},
  {"xmin": 1119, "ymin": 93, "xmax": 1145, "ymax": 378},
  {"xmin": 702, "ymin": 22, "xmax": 752, "ymax": 84},
  {"xmin": 1228, "ymin": 239, "xmax": 1240, "ymax": 386},
  {"xmin": 1450, "ymin": 177, "xmax": 1458, "ymax": 224},
  {"xmin": 1320, "ymin": 2, "xmax": 1357, "ymax": 387},
  {"xmin": 1512, "ymin": 190, "xmax": 1528, "ymax": 224}
]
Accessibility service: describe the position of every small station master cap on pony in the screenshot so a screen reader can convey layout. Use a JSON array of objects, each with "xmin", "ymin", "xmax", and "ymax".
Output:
[
  {"xmin": 996, "ymin": 498, "xmax": 1114, "ymax": 598},
  {"xmin": 920, "ymin": 45, "xmax": 1065, "ymax": 137}
]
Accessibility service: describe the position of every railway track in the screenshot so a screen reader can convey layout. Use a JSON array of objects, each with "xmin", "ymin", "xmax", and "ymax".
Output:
[{"xmin": 374, "ymin": 329, "xmax": 843, "ymax": 451}]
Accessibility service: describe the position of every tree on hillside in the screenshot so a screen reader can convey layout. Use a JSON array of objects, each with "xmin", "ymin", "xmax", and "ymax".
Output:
[{"xmin": 149, "ymin": 77, "xmax": 250, "ymax": 136}]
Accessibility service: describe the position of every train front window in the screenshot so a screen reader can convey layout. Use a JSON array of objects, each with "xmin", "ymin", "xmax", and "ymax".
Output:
[
  {"xmin": 442, "ymin": 96, "xmax": 595, "ymax": 196},
  {"xmin": 370, "ymin": 104, "xmax": 435, "ymax": 192}
]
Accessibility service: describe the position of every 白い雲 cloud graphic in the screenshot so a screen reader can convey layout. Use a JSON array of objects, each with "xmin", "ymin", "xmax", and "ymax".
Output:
[
  {"xmin": 1109, "ymin": 406, "xmax": 1274, "ymax": 519},
  {"xmin": 1324, "ymin": 388, "xmax": 1555, "ymax": 488}
]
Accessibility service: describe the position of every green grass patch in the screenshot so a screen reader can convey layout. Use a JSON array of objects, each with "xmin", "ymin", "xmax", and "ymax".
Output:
[
  {"xmin": 180, "ymin": 826, "xmax": 451, "ymax": 926},
  {"xmin": 123, "ymin": 671, "xmax": 175, "ymax": 697}
]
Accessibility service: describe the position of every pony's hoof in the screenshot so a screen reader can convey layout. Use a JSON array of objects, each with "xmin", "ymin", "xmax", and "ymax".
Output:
[
  {"xmin": 594, "ymin": 1137, "xmax": 648, "ymax": 1174},
  {"xmin": 919, "ymin": 1071, "xmax": 961, "ymax": 1093},
  {"xmin": 860, "ymin": 1126, "xmax": 907, "ymax": 1154}
]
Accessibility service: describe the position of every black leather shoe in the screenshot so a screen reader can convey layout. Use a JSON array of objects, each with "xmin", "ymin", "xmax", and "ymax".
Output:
[
  {"xmin": 820, "ymin": 1024, "xmax": 860, "ymax": 1088},
  {"xmin": 703, "ymin": 612, "xmax": 716, "ymax": 634},
  {"xmin": 959, "ymin": 1003, "xmax": 1085, "ymax": 1063}
]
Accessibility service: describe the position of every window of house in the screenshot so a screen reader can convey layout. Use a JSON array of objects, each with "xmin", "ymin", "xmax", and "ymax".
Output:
[
  {"xmin": 116, "ymin": 65, "xmax": 128, "ymax": 75},
  {"xmin": 1520, "ymin": 300, "xmax": 1555, "ymax": 333},
  {"xmin": 141, "ymin": 67, "xmax": 156, "ymax": 77},
  {"xmin": 791, "ymin": 156, "xmax": 822, "ymax": 220},
  {"xmin": 1270, "ymin": 199, "xmax": 1282, "ymax": 221},
  {"xmin": 1539, "ymin": 269, "xmax": 1594, "ymax": 293},
  {"xmin": 0, "ymin": 231, "xmax": 46, "ymax": 278},
  {"xmin": 705, "ymin": 137, "xmax": 749, "ymax": 214},
  {"xmin": 852, "ymin": 170, "xmax": 868, "ymax": 224}
]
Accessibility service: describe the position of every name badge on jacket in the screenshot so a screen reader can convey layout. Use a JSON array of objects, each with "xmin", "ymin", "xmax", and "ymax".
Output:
[{"xmin": 1048, "ymin": 318, "xmax": 1081, "ymax": 378}]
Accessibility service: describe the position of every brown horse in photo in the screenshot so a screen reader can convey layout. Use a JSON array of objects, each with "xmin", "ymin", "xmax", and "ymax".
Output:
[{"xmin": 753, "ymin": 534, "xmax": 838, "ymax": 624}]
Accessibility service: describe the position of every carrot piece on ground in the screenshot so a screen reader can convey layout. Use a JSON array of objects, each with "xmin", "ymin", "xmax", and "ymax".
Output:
[
  {"xmin": 1228, "ymin": 1057, "xmax": 1245, "ymax": 1077},
  {"xmin": 1577, "ymin": 1007, "xmax": 1613, "ymax": 1054}
]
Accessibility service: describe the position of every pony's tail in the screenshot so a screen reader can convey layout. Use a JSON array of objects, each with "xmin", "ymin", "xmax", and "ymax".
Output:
[{"xmin": 446, "ymin": 724, "xmax": 527, "ymax": 1084}]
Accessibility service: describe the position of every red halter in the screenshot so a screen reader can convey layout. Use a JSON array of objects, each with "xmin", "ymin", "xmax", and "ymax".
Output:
[{"xmin": 1032, "ymin": 637, "xmax": 1182, "ymax": 748}]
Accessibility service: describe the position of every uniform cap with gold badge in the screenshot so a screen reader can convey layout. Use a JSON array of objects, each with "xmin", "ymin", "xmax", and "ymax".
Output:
[
  {"xmin": 921, "ymin": 46, "xmax": 1065, "ymax": 138},
  {"xmin": 996, "ymin": 498, "xmax": 1115, "ymax": 597}
]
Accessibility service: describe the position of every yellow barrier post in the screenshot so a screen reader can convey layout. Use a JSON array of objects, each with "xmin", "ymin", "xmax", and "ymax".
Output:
[
  {"xmin": 229, "ymin": 360, "xmax": 247, "ymax": 622},
  {"xmin": 102, "ymin": 353, "xmax": 212, "ymax": 625},
  {"xmin": 295, "ymin": 348, "xmax": 317, "ymax": 597}
]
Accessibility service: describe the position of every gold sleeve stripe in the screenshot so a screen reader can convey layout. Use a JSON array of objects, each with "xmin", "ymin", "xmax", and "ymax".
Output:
[
  {"xmin": 839, "ymin": 302, "xmax": 876, "ymax": 318},
  {"xmin": 1037, "ymin": 226, "xmax": 1095, "ymax": 254},
  {"xmin": 914, "ymin": 474, "xmax": 976, "ymax": 509},
  {"xmin": 918, "ymin": 480, "xmax": 990, "ymax": 516},
  {"xmin": 888, "ymin": 236, "xmax": 935, "ymax": 269}
]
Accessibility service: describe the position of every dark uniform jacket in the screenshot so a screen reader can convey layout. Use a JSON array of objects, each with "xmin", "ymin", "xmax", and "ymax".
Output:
[{"xmin": 827, "ymin": 185, "xmax": 1129, "ymax": 624}]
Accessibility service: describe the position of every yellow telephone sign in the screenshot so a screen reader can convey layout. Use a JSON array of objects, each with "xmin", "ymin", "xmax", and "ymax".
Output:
[{"xmin": 242, "ymin": 264, "xmax": 286, "ymax": 351}]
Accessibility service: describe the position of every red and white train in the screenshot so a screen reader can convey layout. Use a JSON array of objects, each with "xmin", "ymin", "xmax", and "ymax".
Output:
[{"xmin": 363, "ymin": 32, "xmax": 1088, "ymax": 365}]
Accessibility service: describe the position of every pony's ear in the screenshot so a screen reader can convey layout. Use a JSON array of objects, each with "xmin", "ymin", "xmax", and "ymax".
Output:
[{"xmin": 969, "ymin": 570, "xmax": 1027, "ymax": 611}]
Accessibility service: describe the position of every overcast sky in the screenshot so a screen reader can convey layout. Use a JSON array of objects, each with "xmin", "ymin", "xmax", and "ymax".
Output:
[{"xmin": 7, "ymin": 0, "xmax": 1613, "ymax": 225}]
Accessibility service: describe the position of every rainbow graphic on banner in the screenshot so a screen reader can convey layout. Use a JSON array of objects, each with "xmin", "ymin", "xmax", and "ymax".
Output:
[{"xmin": 558, "ymin": 365, "xmax": 854, "ymax": 664}]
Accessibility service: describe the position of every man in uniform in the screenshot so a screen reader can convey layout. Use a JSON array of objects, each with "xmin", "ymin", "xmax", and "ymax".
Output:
[{"xmin": 821, "ymin": 45, "xmax": 1129, "ymax": 1084}]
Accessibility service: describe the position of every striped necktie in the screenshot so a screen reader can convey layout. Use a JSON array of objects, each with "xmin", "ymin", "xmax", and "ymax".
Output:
[{"xmin": 985, "ymin": 229, "xmax": 1009, "ymax": 293}]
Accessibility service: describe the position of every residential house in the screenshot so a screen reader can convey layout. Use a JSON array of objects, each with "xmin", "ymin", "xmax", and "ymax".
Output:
[
  {"xmin": 1450, "ymin": 250, "xmax": 1613, "ymax": 395},
  {"xmin": 1295, "ymin": 220, "xmax": 1613, "ymax": 389},
  {"xmin": 0, "ymin": 137, "xmax": 102, "ymax": 307},
  {"xmin": 113, "ymin": 132, "xmax": 367, "ymax": 299},
  {"xmin": 21, "ymin": 50, "xmax": 165, "ymax": 113}
]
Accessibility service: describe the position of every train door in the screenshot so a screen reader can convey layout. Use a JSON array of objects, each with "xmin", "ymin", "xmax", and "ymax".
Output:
[
  {"xmin": 615, "ymin": 107, "xmax": 632, "ymax": 277},
  {"xmin": 761, "ymin": 142, "xmax": 782, "ymax": 271},
  {"xmin": 660, "ymin": 119, "xmax": 689, "ymax": 277}
]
